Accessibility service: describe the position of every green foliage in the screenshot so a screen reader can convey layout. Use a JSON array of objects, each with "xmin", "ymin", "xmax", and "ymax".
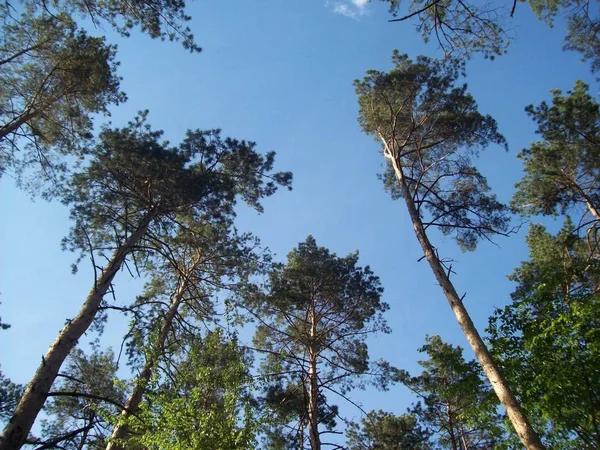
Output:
[
  {"xmin": 130, "ymin": 330, "xmax": 259, "ymax": 450},
  {"xmin": 0, "ymin": 6, "xmax": 124, "ymax": 186},
  {"xmin": 62, "ymin": 112, "xmax": 291, "ymax": 278},
  {"xmin": 512, "ymin": 81, "xmax": 600, "ymax": 225},
  {"xmin": 355, "ymin": 52, "xmax": 509, "ymax": 251},
  {"xmin": 382, "ymin": 0, "xmax": 600, "ymax": 74},
  {"xmin": 395, "ymin": 336, "xmax": 505, "ymax": 449},
  {"xmin": 383, "ymin": 0, "xmax": 509, "ymax": 59},
  {"xmin": 124, "ymin": 222, "xmax": 266, "ymax": 371},
  {"xmin": 30, "ymin": 347, "xmax": 125, "ymax": 449},
  {"xmin": 528, "ymin": 0, "xmax": 600, "ymax": 74},
  {"xmin": 346, "ymin": 410, "xmax": 430, "ymax": 450},
  {"xmin": 488, "ymin": 221, "xmax": 600, "ymax": 449},
  {"xmin": 22, "ymin": 0, "xmax": 200, "ymax": 51},
  {"xmin": 0, "ymin": 370, "xmax": 23, "ymax": 425},
  {"xmin": 250, "ymin": 236, "xmax": 389, "ymax": 448},
  {"xmin": 260, "ymin": 381, "xmax": 339, "ymax": 450}
]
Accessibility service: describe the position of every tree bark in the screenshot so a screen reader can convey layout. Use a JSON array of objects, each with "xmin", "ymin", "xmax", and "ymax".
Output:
[
  {"xmin": 0, "ymin": 110, "xmax": 37, "ymax": 142},
  {"xmin": 446, "ymin": 402, "xmax": 458, "ymax": 450},
  {"xmin": 105, "ymin": 252, "xmax": 201, "ymax": 450},
  {"xmin": 570, "ymin": 179, "xmax": 600, "ymax": 222},
  {"xmin": 383, "ymin": 144, "xmax": 546, "ymax": 450},
  {"xmin": 0, "ymin": 216, "xmax": 152, "ymax": 450},
  {"xmin": 307, "ymin": 297, "xmax": 320, "ymax": 450},
  {"xmin": 307, "ymin": 352, "xmax": 320, "ymax": 450}
]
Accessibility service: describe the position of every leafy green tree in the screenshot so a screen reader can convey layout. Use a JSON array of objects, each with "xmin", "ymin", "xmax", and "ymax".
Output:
[
  {"xmin": 0, "ymin": 6, "xmax": 124, "ymax": 185},
  {"xmin": 249, "ymin": 237, "xmax": 390, "ymax": 450},
  {"xmin": 384, "ymin": 0, "xmax": 509, "ymax": 59},
  {"xmin": 382, "ymin": 0, "xmax": 599, "ymax": 74},
  {"xmin": 346, "ymin": 410, "xmax": 430, "ymax": 450},
  {"xmin": 396, "ymin": 336, "xmax": 505, "ymax": 450},
  {"xmin": 488, "ymin": 221, "xmax": 600, "ymax": 449},
  {"xmin": 0, "ymin": 115, "xmax": 291, "ymax": 450},
  {"xmin": 23, "ymin": 347, "xmax": 125, "ymax": 450},
  {"xmin": 106, "ymin": 222, "xmax": 267, "ymax": 450},
  {"xmin": 512, "ymin": 81, "xmax": 600, "ymax": 236},
  {"xmin": 128, "ymin": 329, "xmax": 258, "ymax": 450},
  {"xmin": 354, "ymin": 52, "xmax": 544, "ymax": 450}
]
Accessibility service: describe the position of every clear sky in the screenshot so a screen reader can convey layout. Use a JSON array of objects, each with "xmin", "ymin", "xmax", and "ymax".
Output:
[{"xmin": 1, "ymin": 0, "xmax": 598, "ymax": 443}]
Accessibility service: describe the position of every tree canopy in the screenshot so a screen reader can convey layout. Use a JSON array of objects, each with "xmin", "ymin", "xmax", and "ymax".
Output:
[
  {"xmin": 382, "ymin": 0, "xmax": 600, "ymax": 74},
  {"xmin": 250, "ymin": 236, "xmax": 389, "ymax": 449},
  {"xmin": 1, "ymin": 2, "xmax": 599, "ymax": 450},
  {"xmin": 346, "ymin": 410, "xmax": 430, "ymax": 450},
  {"xmin": 488, "ymin": 221, "xmax": 600, "ymax": 449},
  {"xmin": 0, "ymin": 6, "xmax": 124, "ymax": 186}
]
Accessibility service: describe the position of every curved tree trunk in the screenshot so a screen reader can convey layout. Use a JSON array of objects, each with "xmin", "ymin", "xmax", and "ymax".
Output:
[
  {"xmin": 105, "ymin": 252, "xmax": 201, "ymax": 450},
  {"xmin": 0, "ymin": 217, "xmax": 153, "ymax": 450},
  {"xmin": 384, "ymin": 149, "xmax": 546, "ymax": 450}
]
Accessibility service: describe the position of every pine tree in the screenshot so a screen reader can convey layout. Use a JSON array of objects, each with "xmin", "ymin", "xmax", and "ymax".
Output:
[
  {"xmin": 354, "ymin": 51, "xmax": 544, "ymax": 450},
  {"xmin": 0, "ymin": 115, "xmax": 291, "ymax": 450}
]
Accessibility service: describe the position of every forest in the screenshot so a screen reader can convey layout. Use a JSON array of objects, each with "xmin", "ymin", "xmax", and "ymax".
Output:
[{"xmin": 0, "ymin": 0, "xmax": 599, "ymax": 449}]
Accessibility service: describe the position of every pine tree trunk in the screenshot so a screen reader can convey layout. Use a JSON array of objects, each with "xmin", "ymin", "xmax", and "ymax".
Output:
[
  {"xmin": 105, "ymin": 253, "xmax": 201, "ymax": 450},
  {"xmin": 307, "ymin": 298, "xmax": 320, "ymax": 450},
  {"xmin": 570, "ymin": 180, "xmax": 600, "ymax": 222},
  {"xmin": 384, "ymin": 148, "xmax": 546, "ymax": 450},
  {"xmin": 307, "ymin": 352, "xmax": 320, "ymax": 450},
  {"xmin": 446, "ymin": 402, "xmax": 459, "ymax": 450},
  {"xmin": 0, "ymin": 110, "xmax": 37, "ymax": 141},
  {"xmin": 0, "ymin": 217, "xmax": 152, "ymax": 450}
]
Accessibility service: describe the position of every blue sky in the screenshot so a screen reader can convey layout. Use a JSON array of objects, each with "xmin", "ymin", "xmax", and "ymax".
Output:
[{"xmin": 1, "ymin": 0, "xmax": 598, "ymax": 443}]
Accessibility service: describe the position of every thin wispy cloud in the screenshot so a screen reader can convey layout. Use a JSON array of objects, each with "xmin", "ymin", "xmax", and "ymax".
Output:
[{"xmin": 328, "ymin": 0, "xmax": 370, "ymax": 20}]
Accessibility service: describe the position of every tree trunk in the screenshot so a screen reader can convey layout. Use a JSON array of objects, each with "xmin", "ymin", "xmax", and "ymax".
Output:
[
  {"xmin": 307, "ymin": 298, "xmax": 320, "ymax": 450},
  {"xmin": 299, "ymin": 411, "xmax": 305, "ymax": 450},
  {"xmin": 459, "ymin": 424, "xmax": 470, "ymax": 450},
  {"xmin": 384, "ymin": 148, "xmax": 546, "ymax": 450},
  {"xmin": 570, "ymin": 179, "xmax": 600, "ymax": 222},
  {"xmin": 0, "ymin": 217, "xmax": 152, "ymax": 450},
  {"xmin": 105, "ymin": 252, "xmax": 202, "ymax": 450},
  {"xmin": 446, "ymin": 402, "xmax": 459, "ymax": 450},
  {"xmin": 0, "ymin": 110, "xmax": 37, "ymax": 142},
  {"xmin": 77, "ymin": 411, "xmax": 95, "ymax": 450},
  {"xmin": 307, "ymin": 352, "xmax": 320, "ymax": 450}
]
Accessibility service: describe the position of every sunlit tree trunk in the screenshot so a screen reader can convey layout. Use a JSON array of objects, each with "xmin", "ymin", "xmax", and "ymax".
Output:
[
  {"xmin": 382, "ymin": 139, "xmax": 546, "ymax": 450},
  {"xmin": 0, "ymin": 216, "xmax": 153, "ymax": 450},
  {"xmin": 307, "ymin": 296, "xmax": 320, "ymax": 450},
  {"xmin": 106, "ymin": 252, "xmax": 202, "ymax": 450}
]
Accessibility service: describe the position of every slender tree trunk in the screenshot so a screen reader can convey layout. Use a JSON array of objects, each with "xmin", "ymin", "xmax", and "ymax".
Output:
[
  {"xmin": 0, "ymin": 217, "xmax": 153, "ymax": 450},
  {"xmin": 307, "ymin": 351, "xmax": 320, "ymax": 450},
  {"xmin": 307, "ymin": 298, "xmax": 320, "ymax": 450},
  {"xmin": 105, "ymin": 252, "xmax": 202, "ymax": 450},
  {"xmin": 77, "ymin": 412, "xmax": 95, "ymax": 450},
  {"xmin": 383, "ymin": 148, "xmax": 546, "ymax": 450},
  {"xmin": 307, "ymin": 359, "xmax": 319, "ymax": 450},
  {"xmin": 446, "ymin": 402, "xmax": 459, "ymax": 450},
  {"xmin": 299, "ymin": 412, "xmax": 305, "ymax": 450},
  {"xmin": 459, "ymin": 424, "xmax": 470, "ymax": 450},
  {"xmin": 570, "ymin": 180, "xmax": 600, "ymax": 221},
  {"xmin": 558, "ymin": 178, "xmax": 600, "ymax": 221},
  {"xmin": 300, "ymin": 374, "xmax": 307, "ymax": 450}
]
